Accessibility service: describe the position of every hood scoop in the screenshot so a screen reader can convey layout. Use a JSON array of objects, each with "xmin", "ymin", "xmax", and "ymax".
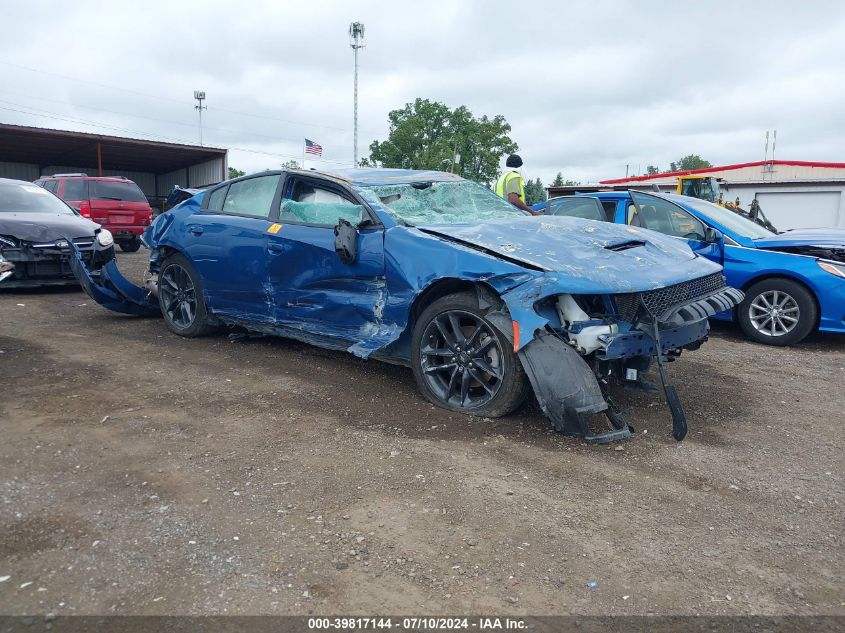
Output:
[{"xmin": 605, "ymin": 240, "xmax": 646, "ymax": 252}]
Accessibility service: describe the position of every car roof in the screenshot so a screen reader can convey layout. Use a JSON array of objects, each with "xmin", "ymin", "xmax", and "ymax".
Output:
[
  {"xmin": 300, "ymin": 167, "xmax": 465, "ymax": 187},
  {"xmin": 39, "ymin": 175, "xmax": 132, "ymax": 181},
  {"xmin": 0, "ymin": 177, "xmax": 39, "ymax": 186}
]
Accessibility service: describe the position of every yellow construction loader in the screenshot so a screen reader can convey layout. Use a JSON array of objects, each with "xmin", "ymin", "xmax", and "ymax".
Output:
[{"xmin": 675, "ymin": 175, "xmax": 777, "ymax": 232}]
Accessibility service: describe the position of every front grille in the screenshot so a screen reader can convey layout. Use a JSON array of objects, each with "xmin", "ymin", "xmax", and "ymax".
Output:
[
  {"xmin": 23, "ymin": 260, "xmax": 73, "ymax": 279},
  {"xmin": 614, "ymin": 272, "xmax": 727, "ymax": 322}
]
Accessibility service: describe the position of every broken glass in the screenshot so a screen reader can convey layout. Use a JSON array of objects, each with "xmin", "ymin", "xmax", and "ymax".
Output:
[
  {"xmin": 279, "ymin": 200, "xmax": 364, "ymax": 226},
  {"xmin": 369, "ymin": 180, "xmax": 525, "ymax": 225}
]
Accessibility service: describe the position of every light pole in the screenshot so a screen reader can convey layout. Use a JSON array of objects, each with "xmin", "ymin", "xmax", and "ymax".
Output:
[
  {"xmin": 349, "ymin": 22, "xmax": 365, "ymax": 166},
  {"xmin": 194, "ymin": 91, "xmax": 207, "ymax": 146}
]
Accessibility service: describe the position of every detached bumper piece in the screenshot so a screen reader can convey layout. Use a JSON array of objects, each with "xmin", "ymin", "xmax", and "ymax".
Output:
[
  {"xmin": 69, "ymin": 243, "xmax": 160, "ymax": 316},
  {"xmin": 519, "ymin": 331, "xmax": 631, "ymax": 445}
]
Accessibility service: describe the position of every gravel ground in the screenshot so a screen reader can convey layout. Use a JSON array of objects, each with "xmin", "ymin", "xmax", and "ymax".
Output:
[{"xmin": 0, "ymin": 251, "xmax": 843, "ymax": 616}]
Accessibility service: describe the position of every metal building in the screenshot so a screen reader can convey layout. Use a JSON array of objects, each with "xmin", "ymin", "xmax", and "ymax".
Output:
[
  {"xmin": 547, "ymin": 160, "xmax": 845, "ymax": 230},
  {"xmin": 0, "ymin": 123, "xmax": 227, "ymax": 211}
]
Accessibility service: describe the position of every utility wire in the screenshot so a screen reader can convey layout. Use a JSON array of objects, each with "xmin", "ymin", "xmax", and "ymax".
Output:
[
  {"xmin": 0, "ymin": 103, "xmax": 355, "ymax": 166},
  {"xmin": 0, "ymin": 60, "xmax": 383, "ymax": 137},
  {"xmin": 0, "ymin": 90, "xmax": 341, "ymax": 148}
]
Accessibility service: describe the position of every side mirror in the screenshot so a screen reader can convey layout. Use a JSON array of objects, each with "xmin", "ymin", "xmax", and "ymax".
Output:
[
  {"xmin": 704, "ymin": 227, "xmax": 723, "ymax": 243},
  {"xmin": 334, "ymin": 218, "xmax": 358, "ymax": 264}
]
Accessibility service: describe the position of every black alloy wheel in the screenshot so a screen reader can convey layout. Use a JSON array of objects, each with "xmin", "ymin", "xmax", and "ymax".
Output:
[
  {"xmin": 411, "ymin": 292, "xmax": 527, "ymax": 417},
  {"xmin": 158, "ymin": 253, "xmax": 213, "ymax": 337}
]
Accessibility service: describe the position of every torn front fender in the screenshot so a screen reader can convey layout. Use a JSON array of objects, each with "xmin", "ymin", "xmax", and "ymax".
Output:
[
  {"xmin": 518, "ymin": 330, "xmax": 631, "ymax": 444},
  {"xmin": 69, "ymin": 243, "xmax": 160, "ymax": 317}
]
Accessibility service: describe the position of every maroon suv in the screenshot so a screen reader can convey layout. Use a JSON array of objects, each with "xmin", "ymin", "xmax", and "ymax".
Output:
[{"xmin": 34, "ymin": 174, "xmax": 152, "ymax": 251}]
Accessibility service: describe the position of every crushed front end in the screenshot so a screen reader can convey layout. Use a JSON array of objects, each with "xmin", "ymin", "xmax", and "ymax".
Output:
[{"xmin": 514, "ymin": 272, "xmax": 744, "ymax": 443}]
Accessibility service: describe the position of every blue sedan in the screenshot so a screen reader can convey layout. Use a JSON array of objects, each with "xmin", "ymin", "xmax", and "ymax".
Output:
[
  {"xmin": 536, "ymin": 191, "xmax": 845, "ymax": 345},
  {"xmin": 70, "ymin": 169, "xmax": 744, "ymax": 443}
]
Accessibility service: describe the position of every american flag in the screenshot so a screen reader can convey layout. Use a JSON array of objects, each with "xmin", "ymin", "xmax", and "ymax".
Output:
[{"xmin": 304, "ymin": 138, "xmax": 323, "ymax": 156}]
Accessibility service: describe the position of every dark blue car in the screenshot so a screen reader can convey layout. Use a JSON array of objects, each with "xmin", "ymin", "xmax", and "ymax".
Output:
[
  {"xmin": 71, "ymin": 169, "xmax": 744, "ymax": 443},
  {"xmin": 537, "ymin": 191, "xmax": 845, "ymax": 346}
]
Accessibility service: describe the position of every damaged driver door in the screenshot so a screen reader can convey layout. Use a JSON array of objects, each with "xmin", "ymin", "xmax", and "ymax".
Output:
[{"xmin": 264, "ymin": 176, "xmax": 386, "ymax": 346}]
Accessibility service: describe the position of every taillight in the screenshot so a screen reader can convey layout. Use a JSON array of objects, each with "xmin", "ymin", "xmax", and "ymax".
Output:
[{"xmin": 79, "ymin": 201, "xmax": 91, "ymax": 218}]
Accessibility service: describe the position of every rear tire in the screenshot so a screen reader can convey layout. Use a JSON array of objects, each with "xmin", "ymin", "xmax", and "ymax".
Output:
[
  {"xmin": 738, "ymin": 278, "xmax": 816, "ymax": 346},
  {"xmin": 158, "ymin": 253, "xmax": 213, "ymax": 337},
  {"xmin": 119, "ymin": 237, "xmax": 141, "ymax": 252},
  {"xmin": 411, "ymin": 292, "xmax": 528, "ymax": 417}
]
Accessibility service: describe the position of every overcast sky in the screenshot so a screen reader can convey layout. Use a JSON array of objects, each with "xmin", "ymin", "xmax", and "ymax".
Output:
[{"xmin": 1, "ymin": 1, "xmax": 843, "ymax": 184}]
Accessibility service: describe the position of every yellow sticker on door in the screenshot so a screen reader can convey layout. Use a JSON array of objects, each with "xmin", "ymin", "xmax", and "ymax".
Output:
[{"xmin": 267, "ymin": 223, "xmax": 282, "ymax": 234}]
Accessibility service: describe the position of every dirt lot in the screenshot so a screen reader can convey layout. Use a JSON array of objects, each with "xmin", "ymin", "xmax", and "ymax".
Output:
[{"xmin": 0, "ymin": 251, "xmax": 843, "ymax": 616}]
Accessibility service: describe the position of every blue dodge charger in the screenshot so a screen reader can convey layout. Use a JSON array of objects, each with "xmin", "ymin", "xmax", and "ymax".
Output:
[
  {"xmin": 70, "ymin": 169, "xmax": 744, "ymax": 443},
  {"xmin": 536, "ymin": 191, "xmax": 845, "ymax": 346}
]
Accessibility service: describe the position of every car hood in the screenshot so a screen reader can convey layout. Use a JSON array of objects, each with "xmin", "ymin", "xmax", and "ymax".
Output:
[
  {"xmin": 419, "ymin": 215, "xmax": 720, "ymax": 291},
  {"xmin": 752, "ymin": 228, "xmax": 845, "ymax": 249},
  {"xmin": 0, "ymin": 212, "xmax": 99, "ymax": 242}
]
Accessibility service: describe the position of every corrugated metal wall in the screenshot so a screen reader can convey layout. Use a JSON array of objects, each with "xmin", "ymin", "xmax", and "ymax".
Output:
[
  {"xmin": 0, "ymin": 161, "xmax": 40, "ymax": 181},
  {"xmin": 156, "ymin": 168, "xmax": 188, "ymax": 197},
  {"xmin": 188, "ymin": 158, "xmax": 225, "ymax": 188},
  {"xmin": 0, "ymin": 157, "xmax": 225, "ymax": 198},
  {"xmin": 156, "ymin": 158, "xmax": 224, "ymax": 197}
]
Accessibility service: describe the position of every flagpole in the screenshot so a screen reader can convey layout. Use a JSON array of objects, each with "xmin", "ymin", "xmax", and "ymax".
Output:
[{"xmin": 302, "ymin": 140, "xmax": 306, "ymax": 170}]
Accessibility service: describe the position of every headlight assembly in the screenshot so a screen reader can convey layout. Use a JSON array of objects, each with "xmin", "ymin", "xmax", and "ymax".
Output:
[
  {"xmin": 817, "ymin": 259, "xmax": 845, "ymax": 279},
  {"xmin": 96, "ymin": 229, "xmax": 114, "ymax": 248}
]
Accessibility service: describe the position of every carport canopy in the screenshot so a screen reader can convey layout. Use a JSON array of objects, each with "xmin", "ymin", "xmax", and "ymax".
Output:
[{"xmin": 0, "ymin": 123, "xmax": 227, "ymax": 177}]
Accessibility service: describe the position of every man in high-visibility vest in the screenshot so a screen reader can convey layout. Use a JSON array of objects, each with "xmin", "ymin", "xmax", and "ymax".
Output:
[{"xmin": 494, "ymin": 154, "xmax": 539, "ymax": 214}]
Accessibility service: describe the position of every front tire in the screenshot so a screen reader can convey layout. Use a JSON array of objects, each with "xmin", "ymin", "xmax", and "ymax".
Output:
[
  {"xmin": 411, "ymin": 292, "xmax": 527, "ymax": 417},
  {"xmin": 158, "ymin": 253, "xmax": 213, "ymax": 337},
  {"xmin": 738, "ymin": 278, "xmax": 817, "ymax": 346}
]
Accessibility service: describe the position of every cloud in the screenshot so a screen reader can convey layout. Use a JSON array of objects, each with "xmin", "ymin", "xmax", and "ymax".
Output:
[{"xmin": 1, "ymin": 0, "xmax": 843, "ymax": 184}]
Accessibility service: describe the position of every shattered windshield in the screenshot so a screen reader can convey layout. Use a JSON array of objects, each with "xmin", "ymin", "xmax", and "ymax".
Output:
[{"xmin": 368, "ymin": 180, "xmax": 525, "ymax": 225}]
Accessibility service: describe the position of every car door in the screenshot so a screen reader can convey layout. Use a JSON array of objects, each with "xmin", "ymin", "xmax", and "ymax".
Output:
[
  {"xmin": 628, "ymin": 191, "xmax": 723, "ymax": 264},
  {"xmin": 265, "ymin": 174, "xmax": 386, "ymax": 343},
  {"xmin": 181, "ymin": 173, "xmax": 283, "ymax": 321}
]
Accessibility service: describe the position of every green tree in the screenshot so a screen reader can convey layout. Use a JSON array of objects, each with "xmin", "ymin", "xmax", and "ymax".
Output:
[
  {"xmin": 646, "ymin": 165, "xmax": 661, "ymax": 175},
  {"xmin": 366, "ymin": 98, "xmax": 518, "ymax": 186},
  {"xmin": 281, "ymin": 160, "xmax": 300, "ymax": 169},
  {"xmin": 523, "ymin": 177, "xmax": 546, "ymax": 206},
  {"xmin": 228, "ymin": 167, "xmax": 246, "ymax": 179},
  {"xmin": 669, "ymin": 155, "xmax": 712, "ymax": 172},
  {"xmin": 551, "ymin": 171, "xmax": 580, "ymax": 187}
]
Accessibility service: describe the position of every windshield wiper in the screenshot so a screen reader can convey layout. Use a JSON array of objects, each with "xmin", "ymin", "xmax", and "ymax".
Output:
[{"xmin": 96, "ymin": 196, "xmax": 125, "ymax": 201}]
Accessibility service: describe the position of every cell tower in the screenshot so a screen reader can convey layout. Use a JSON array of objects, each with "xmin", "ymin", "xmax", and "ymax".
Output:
[
  {"xmin": 349, "ymin": 22, "xmax": 365, "ymax": 165},
  {"xmin": 194, "ymin": 90, "xmax": 207, "ymax": 146}
]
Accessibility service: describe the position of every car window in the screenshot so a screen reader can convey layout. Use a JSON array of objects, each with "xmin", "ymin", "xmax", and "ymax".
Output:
[
  {"xmin": 629, "ymin": 192, "xmax": 706, "ymax": 240},
  {"xmin": 39, "ymin": 180, "xmax": 59, "ymax": 194},
  {"xmin": 279, "ymin": 181, "xmax": 363, "ymax": 226},
  {"xmin": 206, "ymin": 186, "xmax": 227, "ymax": 211},
  {"xmin": 62, "ymin": 179, "xmax": 88, "ymax": 201},
  {"xmin": 89, "ymin": 180, "xmax": 147, "ymax": 202},
  {"xmin": 0, "ymin": 182, "xmax": 74, "ymax": 214},
  {"xmin": 222, "ymin": 175, "xmax": 280, "ymax": 218},
  {"xmin": 599, "ymin": 199, "xmax": 617, "ymax": 221},
  {"xmin": 546, "ymin": 197, "xmax": 607, "ymax": 222}
]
